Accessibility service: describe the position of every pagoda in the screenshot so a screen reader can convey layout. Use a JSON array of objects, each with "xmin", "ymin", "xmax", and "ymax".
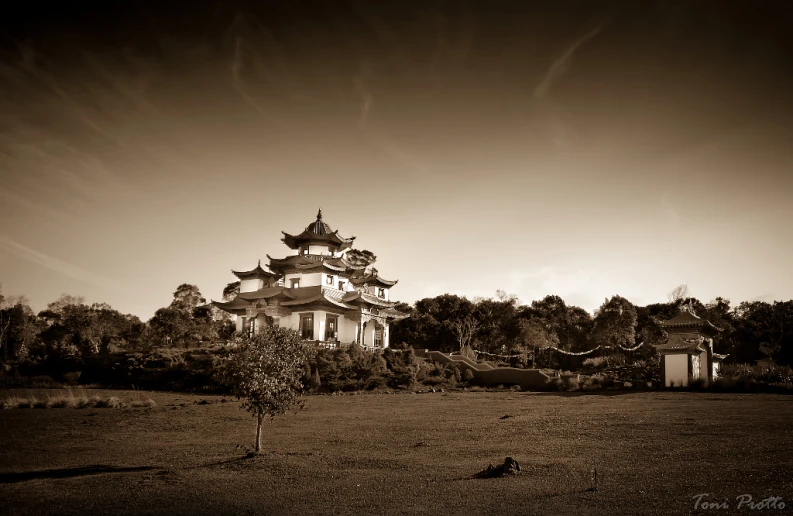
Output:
[
  {"xmin": 655, "ymin": 306, "xmax": 727, "ymax": 387},
  {"xmin": 212, "ymin": 209, "xmax": 408, "ymax": 349}
]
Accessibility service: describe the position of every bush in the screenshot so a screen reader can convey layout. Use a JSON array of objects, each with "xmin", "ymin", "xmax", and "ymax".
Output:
[
  {"xmin": 462, "ymin": 368, "xmax": 475, "ymax": 383},
  {"xmin": 63, "ymin": 371, "xmax": 82, "ymax": 385},
  {"xmin": 582, "ymin": 376, "xmax": 604, "ymax": 391},
  {"xmin": 95, "ymin": 396, "xmax": 123, "ymax": 408}
]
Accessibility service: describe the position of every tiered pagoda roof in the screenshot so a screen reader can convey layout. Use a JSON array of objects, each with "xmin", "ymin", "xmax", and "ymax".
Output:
[
  {"xmin": 654, "ymin": 333, "xmax": 708, "ymax": 354},
  {"xmin": 212, "ymin": 209, "xmax": 408, "ymax": 324},
  {"xmin": 281, "ymin": 209, "xmax": 356, "ymax": 251},
  {"xmin": 231, "ymin": 260, "xmax": 280, "ymax": 281},
  {"xmin": 660, "ymin": 307, "xmax": 722, "ymax": 336},
  {"xmin": 267, "ymin": 254, "xmax": 369, "ymax": 275},
  {"xmin": 350, "ymin": 268, "xmax": 398, "ymax": 288}
]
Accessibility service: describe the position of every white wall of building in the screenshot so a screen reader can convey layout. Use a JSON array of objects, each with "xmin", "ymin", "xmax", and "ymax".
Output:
[
  {"xmin": 699, "ymin": 350, "xmax": 709, "ymax": 381},
  {"xmin": 283, "ymin": 272, "xmax": 321, "ymax": 288},
  {"xmin": 240, "ymin": 278, "xmax": 263, "ymax": 293},
  {"xmin": 279, "ymin": 312, "xmax": 301, "ymax": 332},
  {"xmin": 307, "ymin": 245, "xmax": 331, "ymax": 255},
  {"xmin": 664, "ymin": 354, "xmax": 690, "ymax": 387},
  {"xmin": 339, "ymin": 316, "xmax": 357, "ymax": 343}
]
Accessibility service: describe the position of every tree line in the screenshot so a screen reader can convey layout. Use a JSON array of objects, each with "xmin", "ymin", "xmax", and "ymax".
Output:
[
  {"xmin": 0, "ymin": 283, "xmax": 236, "ymax": 374},
  {"xmin": 2, "ymin": 282, "xmax": 791, "ymax": 382},
  {"xmin": 390, "ymin": 287, "xmax": 793, "ymax": 368}
]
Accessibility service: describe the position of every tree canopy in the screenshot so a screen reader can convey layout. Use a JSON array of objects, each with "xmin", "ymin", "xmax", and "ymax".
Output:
[{"xmin": 216, "ymin": 326, "xmax": 314, "ymax": 453}]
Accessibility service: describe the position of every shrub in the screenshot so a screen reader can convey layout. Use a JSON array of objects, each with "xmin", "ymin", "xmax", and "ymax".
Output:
[
  {"xmin": 582, "ymin": 356, "xmax": 608, "ymax": 370},
  {"xmin": 689, "ymin": 378, "xmax": 707, "ymax": 391},
  {"xmin": 462, "ymin": 369, "xmax": 475, "ymax": 383},
  {"xmin": 49, "ymin": 393, "xmax": 77, "ymax": 408},
  {"xmin": 2, "ymin": 396, "xmax": 26, "ymax": 409},
  {"xmin": 582, "ymin": 376, "xmax": 604, "ymax": 391},
  {"xmin": 63, "ymin": 371, "xmax": 82, "ymax": 385},
  {"xmin": 309, "ymin": 367, "xmax": 321, "ymax": 391},
  {"xmin": 95, "ymin": 396, "xmax": 123, "ymax": 408}
]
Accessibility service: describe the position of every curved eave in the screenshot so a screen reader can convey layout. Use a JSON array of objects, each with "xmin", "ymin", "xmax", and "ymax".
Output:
[
  {"xmin": 281, "ymin": 230, "xmax": 355, "ymax": 250},
  {"xmin": 212, "ymin": 299, "xmax": 248, "ymax": 315},
  {"xmin": 380, "ymin": 309, "xmax": 410, "ymax": 321},
  {"xmin": 350, "ymin": 275, "xmax": 398, "ymax": 287},
  {"xmin": 332, "ymin": 259, "xmax": 367, "ymax": 271},
  {"xmin": 342, "ymin": 291, "xmax": 396, "ymax": 308},
  {"xmin": 661, "ymin": 321, "xmax": 723, "ymax": 336},
  {"xmin": 661, "ymin": 311, "xmax": 723, "ymax": 335},
  {"xmin": 231, "ymin": 265, "xmax": 278, "ymax": 281}
]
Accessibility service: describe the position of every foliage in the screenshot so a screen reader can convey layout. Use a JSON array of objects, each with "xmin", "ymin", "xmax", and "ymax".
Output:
[
  {"xmin": 216, "ymin": 327, "xmax": 314, "ymax": 452},
  {"xmin": 591, "ymin": 296, "xmax": 638, "ymax": 350},
  {"xmin": 222, "ymin": 281, "xmax": 241, "ymax": 301},
  {"xmin": 517, "ymin": 318, "xmax": 559, "ymax": 368},
  {"xmin": 170, "ymin": 284, "xmax": 206, "ymax": 313},
  {"xmin": 344, "ymin": 249, "xmax": 377, "ymax": 267}
]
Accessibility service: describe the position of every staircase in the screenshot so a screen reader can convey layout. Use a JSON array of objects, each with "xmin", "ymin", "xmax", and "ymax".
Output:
[{"xmin": 425, "ymin": 351, "xmax": 550, "ymax": 390}]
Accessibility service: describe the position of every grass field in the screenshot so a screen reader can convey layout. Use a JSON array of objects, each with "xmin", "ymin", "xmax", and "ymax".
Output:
[{"xmin": 1, "ymin": 390, "xmax": 792, "ymax": 515}]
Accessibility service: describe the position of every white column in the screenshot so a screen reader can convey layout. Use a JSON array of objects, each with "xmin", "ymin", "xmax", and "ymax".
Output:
[{"xmin": 383, "ymin": 324, "xmax": 390, "ymax": 349}]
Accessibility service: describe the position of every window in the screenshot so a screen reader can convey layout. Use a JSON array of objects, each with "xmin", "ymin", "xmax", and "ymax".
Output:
[
  {"xmin": 374, "ymin": 327, "xmax": 383, "ymax": 347},
  {"xmin": 325, "ymin": 315, "xmax": 338, "ymax": 341},
  {"xmin": 300, "ymin": 313, "xmax": 314, "ymax": 340},
  {"xmin": 326, "ymin": 275, "xmax": 334, "ymax": 285},
  {"xmin": 290, "ymin": 279, "xmax": 300, "ymax": 288},
  {"xmin": 378, "ymin": 288, "xmax": 386, "ymax": 298},
  {"xmin": 338, "ymin": 281, "xmax": 346, "ymax": 291},
  {"xmin": 302, "ymin": 248, "xmax": 309, "ymax": 255}
]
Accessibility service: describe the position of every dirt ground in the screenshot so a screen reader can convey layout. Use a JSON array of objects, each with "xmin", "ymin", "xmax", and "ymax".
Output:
[{"xmin": 1, "ymin": 390, "xmax": 791, "ymax": 515}]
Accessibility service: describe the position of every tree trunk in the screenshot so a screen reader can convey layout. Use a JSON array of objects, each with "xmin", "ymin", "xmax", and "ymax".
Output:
[{"xmin": 255, "ymin": 412, "xmax": 264, "ymax": 453}]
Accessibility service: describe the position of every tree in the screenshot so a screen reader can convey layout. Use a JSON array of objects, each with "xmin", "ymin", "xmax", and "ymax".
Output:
[
  {"xmin": 733, "ymin": 301, "xmax": 793, "ymax": 365},
  {"xmin": 148, "ymin": 307, "xmax": 193, "ymax": 347},
  {"xmin": 222, "ymin": 281, "xmax": 241, "ymax": 302},
  {"xmin": 451, "ymin": 317, "xmax": 479, "ymax": 351},
  {"xmin": 667, "ymin": 284, "xmax": 690, "ymax": 304},
  {"xmin": 518, "ymin": 319, "xmax": 559, "ymax": 368},
  {"xmin": 591, "ymin": 296, "xmax": 638, "ymax": 351},
  {"xmin": 0, "ymin": 302, "xmax": 41, "ymax": 362},
  {"xmin": 217, "ymin": 326, "xmax": 314, "ymax": 453},
  {"xmin": 344, "ymin": 249, "xmax": 377, "ymax": 267},
  {"xmin": 170, "ymin": 284, "xmax": 206, "ymax": 313}
]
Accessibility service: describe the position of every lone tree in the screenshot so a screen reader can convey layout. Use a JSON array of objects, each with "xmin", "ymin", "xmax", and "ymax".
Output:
[{"xmin": 217, "ymin": 326, "xmax": 314, "ymax": 453}]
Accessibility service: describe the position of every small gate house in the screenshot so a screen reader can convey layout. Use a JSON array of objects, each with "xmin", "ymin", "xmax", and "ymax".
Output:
[{"xmin": 655, "ymin": 306, "xmax": 727, "ymax": 387}]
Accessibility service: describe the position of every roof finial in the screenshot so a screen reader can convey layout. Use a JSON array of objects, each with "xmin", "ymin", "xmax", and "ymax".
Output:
[
  {"xmin": 317, "ymin": 208, "xmax": 323, "ymax": 220},
  {"xmin": 257, "ymin": 259, "xmax": 261, "ymax": 268}
]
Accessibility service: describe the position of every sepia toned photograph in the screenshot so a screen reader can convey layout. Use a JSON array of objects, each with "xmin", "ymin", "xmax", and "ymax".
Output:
[{"xmin": 1, "ymin": 1, "xmax": 792, "ymax": 514}]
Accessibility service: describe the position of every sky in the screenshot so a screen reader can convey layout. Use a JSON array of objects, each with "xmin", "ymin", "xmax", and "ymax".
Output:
[{"xmin": 1, "ymin": 1, "xmax": 792, "ymax": 320}]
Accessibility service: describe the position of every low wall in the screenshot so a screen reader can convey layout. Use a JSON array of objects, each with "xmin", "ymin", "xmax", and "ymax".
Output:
[{"xmin": 425, "ymin": 351, "xmax": 549, "ymax": 390}]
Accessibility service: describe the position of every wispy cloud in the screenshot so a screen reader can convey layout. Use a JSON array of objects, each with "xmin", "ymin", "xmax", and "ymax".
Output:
[
  {"xmin": 362, "ymin": 130, "xmax": 433, "ymax": 175},
  {"xmin": 0, "ymin": 235, "xmax": 120, "ymax": 290},
  {"xmin": 231, "ymin": 36, "xmax": 281, "ymax": 124},
  {"xmin": 353, "ymin": 68, "xmax": 374, "ymax": 129},
  {"xmin": 533, "ymin": 24, "xmax": 603, "ymax": 99}
]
